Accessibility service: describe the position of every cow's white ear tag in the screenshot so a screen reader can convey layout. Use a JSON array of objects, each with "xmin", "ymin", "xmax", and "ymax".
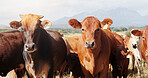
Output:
[{"xmin": 103, "ymin": 24, "xmax": 108, "ymax": 29}]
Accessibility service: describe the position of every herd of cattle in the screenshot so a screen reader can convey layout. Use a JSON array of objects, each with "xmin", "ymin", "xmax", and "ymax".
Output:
[{"xmin": 0, "ymin": 14, "xmax": 148, "ymax": 78}]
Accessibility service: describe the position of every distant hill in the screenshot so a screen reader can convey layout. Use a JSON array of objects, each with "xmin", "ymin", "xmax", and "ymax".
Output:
[
  {"xmin": 52, "ymin": 7, "xmax": 148, "ymax": 28},
  {"xmin": 0, "ymin": 25, "xmax": 10, "ymax": 29}
]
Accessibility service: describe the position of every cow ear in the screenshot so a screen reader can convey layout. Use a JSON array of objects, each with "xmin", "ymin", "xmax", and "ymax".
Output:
[
  {"xmin": 41, "ymin": 20, "xmax": 52, "ymax": 29},
  {"xmin": 68, "ymin": 19, "xmax": 82, "ymax": 29},
  {"xmin": 101, "ymin": 18, "xmax": 113, "ymax": 29},
  {"xmin": 9, "ymin": 21, "xmax": 22, "ymax": 29},
  {"xmin": 131, "ymin": 30, "xmax": 142, "ymax": 36},
  {"xmin": 39, "ymin": 15, "xmax": 44, "ymax": 19}
]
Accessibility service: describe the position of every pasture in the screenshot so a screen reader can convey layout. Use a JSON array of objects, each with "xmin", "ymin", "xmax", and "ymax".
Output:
[{"xmin": 0, "ymin": 27, "xmax": 148, "ymax": 78}]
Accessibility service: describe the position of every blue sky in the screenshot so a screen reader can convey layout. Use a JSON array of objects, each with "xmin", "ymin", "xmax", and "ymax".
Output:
[{"xmin": 0, "ymin": 0, "xmax": 148, "ymax": 25}]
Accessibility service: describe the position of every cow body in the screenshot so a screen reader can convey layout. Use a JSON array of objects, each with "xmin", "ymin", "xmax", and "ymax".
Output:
[
  {"xmin": 78, "ymin": 29, "xmax": 112, "ymax": 77},
  {"xmin": 0, "ymin": 30, "xmax": 25, "ymax": 77},
  {"xmin": 9, "ymin": 14, "xmax": 67, "ymax": 78},
  {"xmin": 68, "ymin": 17, "xmax": 118, "ymax": 78},
  {"xmin": 110, "ymin": 33, "xmax": 129, "ymax": 78}
]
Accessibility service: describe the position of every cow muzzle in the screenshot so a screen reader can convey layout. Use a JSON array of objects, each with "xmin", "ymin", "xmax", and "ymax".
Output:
[
  {"xmin": 24, "ymin": 43, "xmax": 36, "ymax": 53},
  {"xmin": 85, "ymin": 41, "xmax": 95, "ymax": 48}
]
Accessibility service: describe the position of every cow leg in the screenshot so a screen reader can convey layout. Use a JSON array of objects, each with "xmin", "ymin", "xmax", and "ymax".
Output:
[
  {"xmin": 14, "ymin": 64, "xmax": 26, "ymax": 78},
  {"xmin": 47, "ymin": 65, "xmax": 53, "ymax": 78},
  {"xmin": 99, "ymin": 64, "xmax": 109, "ymax": 78},
  {"xmin": 59, "ymin": 60, "xmax": 67, "ymax": 78},
  {"xmin": 132, "ymin": 55, "xmax": 135, "ymax": 71},
  {"xmin": 136, "ymin": 61, "xmax": 141, "ymax": 78}
]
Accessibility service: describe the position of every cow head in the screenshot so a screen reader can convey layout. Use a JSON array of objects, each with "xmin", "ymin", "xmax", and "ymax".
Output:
[
  {"xmin": 131, "ymin": 30, "xmax": 143, "ymax": 49},
  {"xmin": 9, "ymin": 14, "xmax": 52, "ymax": 53},
  {"xmin": 68, "ymin": 17, "xmax": 113, "ymax": 49}
]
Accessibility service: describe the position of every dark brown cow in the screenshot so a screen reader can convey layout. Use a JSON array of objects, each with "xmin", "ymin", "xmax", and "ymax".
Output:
[
  {"xmin": 63, "ymin": 36, "xmax": 85, "ymax": 77},
  {"xmin": 101, "ymin": 21, "xmax": 129, "ymax": 78},
  {"xmin": 68, "ymin": 16, "xmax": 118, "ymax": 78},
  {"xmin": 9, "ymin": 14, "xmax": 67, "ymax": 78},
  {"xmin": 0, "ymin": 30, "xmax": 26, "ymax": 77},
  {"xmin": 66, "ymin": 53, "xmax": 84, "ymax": 78},
  {"xmin": 110, "ymin": 33, "xmax": 129, "ymax": 78}
]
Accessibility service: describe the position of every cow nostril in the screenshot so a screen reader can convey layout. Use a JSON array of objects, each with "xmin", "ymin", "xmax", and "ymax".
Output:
[
  {"xmin": 132, "ymin": 44, "xmax": 137, "ymax": 49},
  {"xmin": 32, "ymin": 44, "xmax": 35, "ymax": 49},
  {"xmin": 86, "ymin": 42, "xmax": 88, "ymax": 45},
  {"xmin": 91, "ymin": 42, "xmax": 94, "ymax": 47},
  {"xmin": 138, "ymin": 59, "xmax": 141, "ymax": 61},
  {"xmin": 25, "ymin": 44, "xmax": 28, "ymax": 48}
]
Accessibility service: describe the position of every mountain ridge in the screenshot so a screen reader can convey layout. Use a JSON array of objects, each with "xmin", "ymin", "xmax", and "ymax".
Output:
[{"xmin": 52, "ymin": 7, "xmax": 148, "ymax": 28}]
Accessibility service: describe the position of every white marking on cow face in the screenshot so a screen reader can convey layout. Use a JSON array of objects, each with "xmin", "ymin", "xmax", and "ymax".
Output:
[
  {"xmin": 23, "ymin": 51, "xmax": 36, "ymax": 78},
  {"xmin": 132, "ymin": 49, "xmax": 142, "ymax": 62},
  {"xmin": 131, "ymin": 34, "xmax": 142, "ymax": 50},
  {"xmin": 102, "ymin": 24, "xmax": 108, "ymax": 29}
]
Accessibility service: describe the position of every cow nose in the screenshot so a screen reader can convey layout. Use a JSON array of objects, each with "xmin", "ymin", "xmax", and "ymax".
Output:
[
  {"xmin": 85, "ymin": 41, "xmax": 95, "ymax": 48},
  {"xmin": 24, "ymin": 43, "xmax": 36, "ymax": 52},
  {"xmin": 138, "ymin": 59, "xmax": 141, "ymax": 61},
  {"xmin": 132, "ymin": 44, "xmax": 137, "ymax": 49}
]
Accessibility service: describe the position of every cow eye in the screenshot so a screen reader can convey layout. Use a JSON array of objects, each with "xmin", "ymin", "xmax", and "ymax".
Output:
[
  {"xmin": 96, "ymin": 28, "xmax": 100, "ymax": 31},
  {"xmin": 82, "ymin": 29, "xmax": 84, "ymax": 31},
  {"xmin": 21, "ymin": 27, "xmax": 26, "ymax": 31}
]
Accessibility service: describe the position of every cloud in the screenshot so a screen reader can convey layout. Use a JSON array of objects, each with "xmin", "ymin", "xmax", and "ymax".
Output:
[{"xmin": 0, "ymin": 0, "xmax": 148, "ymax": 25}]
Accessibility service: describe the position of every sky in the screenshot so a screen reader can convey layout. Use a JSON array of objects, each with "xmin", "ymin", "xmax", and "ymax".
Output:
[{"xmin": 0, "ymin": 0, "xmax": 148, "ymax": 26}]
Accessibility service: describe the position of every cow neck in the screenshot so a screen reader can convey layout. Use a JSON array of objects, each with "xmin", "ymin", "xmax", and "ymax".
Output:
[
  {"xmin": 32, "ymin": 27, "xmax": 51, "ymax": 60},
  {"xmin": 81, "ymin": 30, "xmax": 102, "ymax": 76}
]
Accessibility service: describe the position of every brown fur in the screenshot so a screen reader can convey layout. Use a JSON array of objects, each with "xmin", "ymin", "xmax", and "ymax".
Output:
[
  {"xmin": 63, "ymin": 36, "xmax": 80, "ymax": 54},
  {"xmin": 68, "ymin": 17, "xmax": 116, "ymax": 78},
  {"xmin": 101, "ymin": 18, "xmax": 113, "ymax": 31},
  {"xmin": 10, "ymin": 14, "xmax": 67, "ymax": 77},
  {"xmin": 63, "ymin": 36, "xmax": 85, "ymax": 77},
  {"xmin": 0, "ymin": 30, "xmax": 26, "ymax": 77}
]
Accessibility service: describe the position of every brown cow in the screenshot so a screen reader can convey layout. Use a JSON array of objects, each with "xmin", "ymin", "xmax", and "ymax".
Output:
[
  {"xmin": 9, "ymin": 14, "xmax": 67, "ymax": 78},
  {"xmin": 101, "ymin": 21, "xmax": 129, "ymax": 78},
  {"xmin": 68, "ymin": 16, "xmax": 119, "ymax": 78},
  {"xmin": 63, "ymin": 36, "xmax": 80, "ymax": 54},
  {"xmin": 0, "ymin": 30, "xmax": 26, "ymax": 77}
]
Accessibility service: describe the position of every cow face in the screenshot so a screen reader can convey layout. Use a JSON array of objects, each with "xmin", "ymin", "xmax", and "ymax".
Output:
[
  {"xmin": 9, "ymin": 14, "xmax": 52, "ymax": 53},
  {"xmin": 131, "ymin": 30, "xmax": 143, "ymax": 49},
  {"xmin": 69, "ymin": 17, "xmax": 101, "ymax": 49},
  {"xmin": 68, "ymin": 17, "xmax": 113, "ymax": 49}
]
